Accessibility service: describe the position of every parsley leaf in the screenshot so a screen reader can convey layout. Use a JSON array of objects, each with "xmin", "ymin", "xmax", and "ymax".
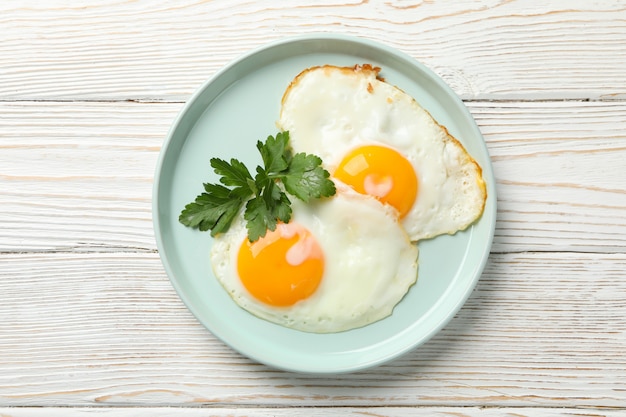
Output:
[
  {"xmin": 257, "ymin": 131, "xmax": 290, "ymax": 173},
  {"xmin": 178, "ymin": 131, "xmax": 336, "ymax": 242},
  {"xmin": 210, "ymin": 157, "xmax": 254, "ymax": 189},
  {"xmin": 178, "ymin": 183, "xmax": 248, "ymax": 236},
  {"xmin": 244, "ymin": 180, "xmax": 292, "ymax": 242},
  {"xmin": 282, "ymin": 153, "xmax": 336, "ymax": 201}
]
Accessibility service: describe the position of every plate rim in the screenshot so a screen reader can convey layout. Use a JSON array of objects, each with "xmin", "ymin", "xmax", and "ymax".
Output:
[{"xmin": 153, "ymin": 32, "xmax": 497, "ymax": 374}]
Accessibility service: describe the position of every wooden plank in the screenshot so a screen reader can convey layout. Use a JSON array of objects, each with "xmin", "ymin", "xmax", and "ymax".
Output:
[
  {"xmin": 0, "ymin": 407, "xmax": 624, "ymax": 417},
  {"xmin": 473, "ymin": 101, "xmax": 626, "ymax": 253},
  {"xmin": 0, "ymin": 252, "xmax": 624, "ymax": 408},
  {"xmin": 0, "ymin": 0, "xmax": 625, "ymax": 100},
  {"xmin": 0, "ymin": 101, "xmax": 179, "ymax": 252},
  {"xmin": 1, "ymin": 100, "xmax": 626, "ymax": 253}
]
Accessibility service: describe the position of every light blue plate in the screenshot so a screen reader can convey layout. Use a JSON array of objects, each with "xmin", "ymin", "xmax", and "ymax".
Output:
[{"xmin": 153, "ymin": 33, "xmax": 497, "ymax": 374}]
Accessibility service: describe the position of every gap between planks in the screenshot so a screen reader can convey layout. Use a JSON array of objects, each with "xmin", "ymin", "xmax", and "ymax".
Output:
[{"xmin": 0, "ymin": 405, "xmax": 625, "ymax": 416}]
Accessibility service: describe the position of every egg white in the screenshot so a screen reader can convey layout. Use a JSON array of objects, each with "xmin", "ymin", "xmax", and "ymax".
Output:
[
  {"xmin": 278, "ymin": 65, "xmax": 487, "ymax": 241},
  {"xmin": 210, "ymin": 185, "xmax": 418, "ymax": 333}
]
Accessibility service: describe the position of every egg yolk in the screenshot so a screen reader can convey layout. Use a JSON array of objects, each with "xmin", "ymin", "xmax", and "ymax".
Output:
[
  {"xmin": 334, "ymin": 145, "xmax": 418, "ymax": 218},
  {"xmin": 237, "ymin": 222, "xmax": 324, "ymax": 307}
]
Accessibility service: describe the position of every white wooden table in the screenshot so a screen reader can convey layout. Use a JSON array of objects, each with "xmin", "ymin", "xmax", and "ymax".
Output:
[{"xmin": 2, "ymin": 1, "xmax": 625, "ymax": 416}]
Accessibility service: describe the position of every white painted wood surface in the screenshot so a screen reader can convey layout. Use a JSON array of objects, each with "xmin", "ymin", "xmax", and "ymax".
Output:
[
  {"xmin": 1, "ymin": 1, "xmax": 625, "ymax": 415},
  {"xmin": 0, "ymin": 409, "xmax": 625, "ymax": 417}
]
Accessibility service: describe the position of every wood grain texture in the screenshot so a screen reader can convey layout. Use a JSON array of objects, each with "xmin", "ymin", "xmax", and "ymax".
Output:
[
  {"xmin": 1, "ymin": 252, "xmax": 624, "ymax": 408},
  {"xmin": 473, "ymin": 100, "xmax": 626, "ymax": 253},
  {"xmin": 0, "ymin": 407, "xmax": 624, "ymax": 417},
  {"xmin": 2, "ymin": 100, "xmax": 626, "ymax": 253},
  {"xmin": 1, "ymin": 0, "xmax": 625, "ymax": 101},
  {"xmin": 2, "ymin": 0, "xmax": 626, "ymax": 414},
  {"xmin": 0, "ymin": 101, "xmax": 179, "ymax": 252}
]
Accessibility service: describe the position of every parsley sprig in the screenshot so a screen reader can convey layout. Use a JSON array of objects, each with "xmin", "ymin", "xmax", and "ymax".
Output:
[{"xmin": 179, "ymin": 131, "xmax": 336, "ymax": 242}]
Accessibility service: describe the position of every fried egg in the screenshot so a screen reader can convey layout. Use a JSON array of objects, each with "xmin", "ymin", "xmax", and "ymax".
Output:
[
  {"xmin": 210, "ymin": 185, "xmax": 418, "ymax": 333},
  {"xmin": 278, "ymin": 64, "xmax": 487, "ymax": 241}
]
